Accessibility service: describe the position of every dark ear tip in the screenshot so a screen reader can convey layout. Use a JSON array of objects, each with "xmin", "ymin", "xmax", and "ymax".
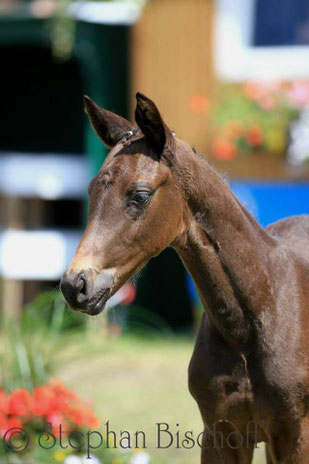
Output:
[
  {"xmin": 84, "ymin": 95, "xmax": 93, "ymax": 114},
  {"xmin": 83, "ymin": 95, "xmax": 92, "ymax": 105},
  {"xmin": 136, "ymin": 92, "xmax": 150, "ymax": 104}
]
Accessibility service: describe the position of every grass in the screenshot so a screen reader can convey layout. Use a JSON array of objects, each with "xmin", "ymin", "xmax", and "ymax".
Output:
[{"xmin": 55, "ymin": 331, "xmax": 266, "ymax": 464}]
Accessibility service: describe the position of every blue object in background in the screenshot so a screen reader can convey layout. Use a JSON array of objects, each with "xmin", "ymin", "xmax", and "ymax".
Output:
[
  {"xmin": 187, "ymin": 181, "xmax": 309, "ymax": 304},
  {"xmin": 253, "ymin": 0, "xmax": 309, "ymax": 47},
  {"xmin": 230, "ymin": 181, "xmax": 309, "ymax": 228}
]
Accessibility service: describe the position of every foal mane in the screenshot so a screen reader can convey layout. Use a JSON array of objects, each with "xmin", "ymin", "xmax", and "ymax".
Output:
[{"xmin": 115, "ymin": 126, "xmax": 176, "ymax": 164}]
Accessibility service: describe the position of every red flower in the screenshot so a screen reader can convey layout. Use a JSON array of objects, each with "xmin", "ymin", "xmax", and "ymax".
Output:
[
  {"xmin": 243, "ymin": 81, "xmax": 281, "ymax": 102},
  {"xmin": 6, "ymin": 416, "xmax": 23, "ymax": 429},
  {"xmin": 0, "ymin": 412, "xmax": 7, "ymax": 436},
  {"xmin": 0, "ymin": 389, "xmax": 8, "ymax": 415},
  {"xmin": 188, "ymin": 94, "xmax": 209, "ymax": 115},
  {"xmin": 32, "ymin": 386, "xmax": 53, "ymax": 417},
  {"xmin": 246, "ymin": 125, "xmax": 263, "ymax": 146},
  {"xmin": 49, "ymin": 380, "xmax": 78, "ymax": 402},
  {"xmin": 7, "ymin": 389, "xmax": 32, "ymax": 417},
  {"xmin": 212, "ymin": 136, "xmax": 236, "ymax": 160},
  {"xmin": 2, "ymin": 416, "xmax": 23, "ymax": 439},
  {"xmin": 0, "ymin": 412, "xmax": 6, "ymax": 428},
  {"xmin": 46, "ymin": 412, "xmax": 68, "ymax": 438},
  {"xmin": 286, "ymin": 81, "xmax": 309, "ymax": 108},
  {"xmin": 257, "ymin": 94, "xmax": 276, "ymax": 111},
  {"xmin": 1, "ymin": 380, "xmax": 99, "ymax": 438},
  {"xmin": 70, "ymin": 403, "xmax": 100, "ymax": 428}
]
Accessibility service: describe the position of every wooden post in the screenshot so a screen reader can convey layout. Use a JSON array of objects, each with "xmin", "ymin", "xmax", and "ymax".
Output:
[
  {"xmin": 131, "ymin": 0, "xmax": 215, "ymax": 154},
  {"xmin": 1, "ymin": 196, "xmax": 24, "ymax": 320},
  {"xmin": 1, "ymin": 278, "xmax": 24, "ymax": 322}
]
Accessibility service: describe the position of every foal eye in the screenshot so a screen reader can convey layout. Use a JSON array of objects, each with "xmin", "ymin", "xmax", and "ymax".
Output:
[{"xmin": 132, "ymin": 191, "xmax": 151, "ymax": 205}]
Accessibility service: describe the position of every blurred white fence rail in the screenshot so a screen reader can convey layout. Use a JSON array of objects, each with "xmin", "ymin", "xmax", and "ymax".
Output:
[
  {"xmin": 0, "ymin": 154, "xmax": 88, "ymax": 199},
  {"xmin": 0, "ymin": 229, "xmax": 82, "ymax": 280},
  {"xmin": 0, "ymin": 152, "xmax": 88, "ymax": 316}
]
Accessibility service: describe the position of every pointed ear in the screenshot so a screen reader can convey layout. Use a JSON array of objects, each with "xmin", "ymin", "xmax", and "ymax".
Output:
[
  {"xmin": 84, "ymin": 96, "xmax": 133, "ymax": 148},
  {"xmin": 135, "ymin": 92, "xmax": 174, "ymax": 155}
]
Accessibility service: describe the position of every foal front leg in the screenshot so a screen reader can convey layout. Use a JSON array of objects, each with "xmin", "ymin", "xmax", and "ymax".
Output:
[
  {"xmin": 266, "ymin": 418, "xmax": 308, "ymax": 464},
  {"xmin": 200, "ymin": 426, "xmax": 254, "ymax": 464},
  {"xmin": 265, "ymin": 444, "xmax": 273, "ymax": 464}
]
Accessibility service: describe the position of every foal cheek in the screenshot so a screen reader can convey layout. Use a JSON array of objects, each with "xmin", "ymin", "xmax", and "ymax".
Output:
[
  {"xmin": 138, "ymin": 207, "xmax": 181, "ymax": 255},
  {"xmin": 159, "ymin": 190, "xmax": 185, "ymax": 243}
]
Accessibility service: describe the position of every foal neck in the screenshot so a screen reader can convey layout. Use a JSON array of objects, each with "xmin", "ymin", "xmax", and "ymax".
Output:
[{"xmin": 172, "ymin": 150, "xmax": 276, "ymax": 349}]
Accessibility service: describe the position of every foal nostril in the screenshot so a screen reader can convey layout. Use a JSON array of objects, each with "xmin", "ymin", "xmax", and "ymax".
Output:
[
  {"xmin": 76, "ymin": 276, "xmax": 86, "ymax": 294},
  {"xmin": 76, "ymin": 275, "xmax": 88, "ymax": 303},
  {"xmin": 60, "ymin": 271, "xmax": 89, "ymax": 309}
]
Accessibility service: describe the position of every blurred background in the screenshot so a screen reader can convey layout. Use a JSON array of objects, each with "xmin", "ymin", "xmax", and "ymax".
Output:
[{"xmin": 0, "ymin": 0, "xmax": 309, "ymax": 463}]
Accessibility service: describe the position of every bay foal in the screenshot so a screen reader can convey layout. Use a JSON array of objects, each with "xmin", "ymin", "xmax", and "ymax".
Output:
[{"xmin": 61, "ymin": 93, "xmax": 309, "ymax": 463}]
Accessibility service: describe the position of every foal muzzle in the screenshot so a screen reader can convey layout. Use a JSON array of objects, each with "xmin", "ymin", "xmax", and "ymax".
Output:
[{"xmin": 60, "ymin": 268, "xmax": 114, "ymax": 315}]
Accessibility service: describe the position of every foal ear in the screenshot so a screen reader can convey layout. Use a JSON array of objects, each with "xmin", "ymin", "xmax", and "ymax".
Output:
[
  {"xmin": 135, "ymin": 92, "xmax": 174, "ymax": 155},
  {"xmin": 84, "ymin": 96, "xmax": 133, "ymax": 148}
]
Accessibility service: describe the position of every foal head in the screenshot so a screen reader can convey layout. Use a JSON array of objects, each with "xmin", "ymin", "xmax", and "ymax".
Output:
[{"xmin": 61, "ymin": 93, "xmax": 192, "ymax": 315}]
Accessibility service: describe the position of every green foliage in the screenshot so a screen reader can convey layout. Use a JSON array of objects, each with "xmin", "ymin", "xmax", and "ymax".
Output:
[
  {"xmin": 49, "ymin": 0, "xmax": 147, "ymax": 60},
  {"xmin": 0, "ymin": 291, "xmax": 87, "ymax": 392}
]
